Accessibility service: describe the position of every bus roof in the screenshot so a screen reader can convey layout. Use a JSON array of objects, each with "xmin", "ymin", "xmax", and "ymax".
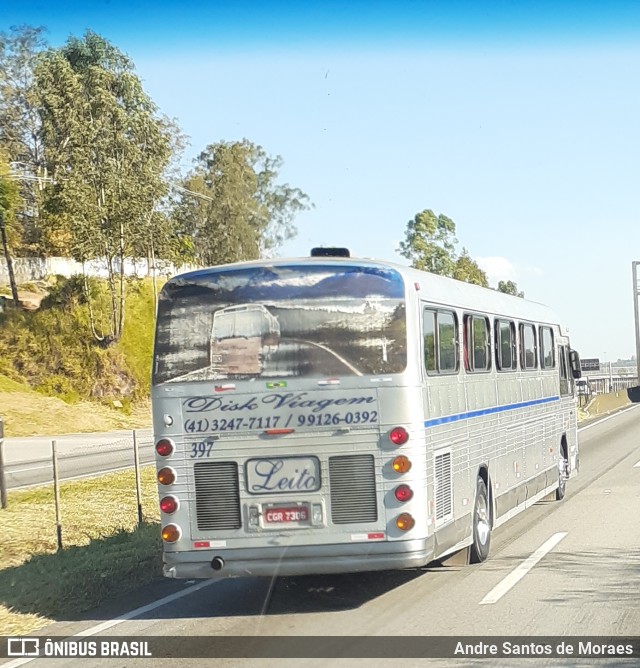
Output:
[{"xmin": 169, "ymin": 255, "xmax": 568, "ymax": 334}]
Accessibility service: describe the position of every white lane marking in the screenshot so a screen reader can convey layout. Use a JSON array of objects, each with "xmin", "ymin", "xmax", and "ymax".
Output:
[
  {"xmin": 2, "ymin": 580, "xmax": 217, "ymax": 668},
  {"xmin": 634, "ymin": 461, "xmax": 640, "ymax": 468},
  {"xmin": 7, "ymin": 464, "xmax": 52, "ymax": 474},
  {"xmin": 578, "ymin": 404, "xmax": 640, "ymax": 432},
  {"xmin": 479, "ymin": 532, "xmax": 567, "ymax": 606}
]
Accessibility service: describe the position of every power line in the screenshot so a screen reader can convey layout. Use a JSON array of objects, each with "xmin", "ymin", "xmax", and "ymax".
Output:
[
  {"xmin": 8, "ymin": 174, "xmax": 54, "ymax": 183},
  {"xmin": 171, "ymin": 184, "xmax": 214, "ymax": 202},
  {"xmin": 8, "ymin": 166, "xmax": 212, "ymax": 201}
]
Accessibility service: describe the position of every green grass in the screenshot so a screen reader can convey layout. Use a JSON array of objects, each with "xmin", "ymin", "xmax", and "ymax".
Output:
[
  {"xmin": 117, "ymin": 279, "xmax": 159, "ymax": 400},
  {"xmin": 0, "ymin": 467, "xmax": 161, "ymax": 635},
  {"xmin": 0, "ymin": 374, "xmax": 31, "ymax": 393},
  {"xmin": 0, "ymin": 276, "xmax": 162, "ymax": 406},
  {"xmin": 0, "ymin": 373, "xmax": 151, "ymax": 437}
]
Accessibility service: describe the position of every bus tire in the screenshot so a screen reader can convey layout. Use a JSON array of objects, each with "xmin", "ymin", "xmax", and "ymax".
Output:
[
  {"xmin": 470, "ymin": 477, "xmax": 491, "ymax": 564},
  {"xmin": 556, "ymin": 446, "xmax": 568, "ymax": 501}
]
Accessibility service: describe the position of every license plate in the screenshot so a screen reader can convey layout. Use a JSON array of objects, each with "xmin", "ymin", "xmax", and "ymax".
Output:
[{"xmin": 264, "ymin": 505, "xmax": 309, "ymax": 524}]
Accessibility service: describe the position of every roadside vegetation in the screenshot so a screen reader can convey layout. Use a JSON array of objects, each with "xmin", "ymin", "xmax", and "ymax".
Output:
[
  {"xmin": 579, "ymin": 391, "xmax": 630, "ymax": 421},
  {"xmin": 0, "ymin": 467, "xmax": 160, "ymax": 635},
  {"xmin": 1, "ymin": 25, "xmax": 313, "ymax": 434},
  {"xmin": 0, "ymin": 26, "xmax": 311, "ymax": 342},
  {"xmin": 0, "ymin": 386, "xmax": 151, "ymax": 437},
  {"xmin": 0, "ymin": 276, "xmax": 157, "ymax": 435}
]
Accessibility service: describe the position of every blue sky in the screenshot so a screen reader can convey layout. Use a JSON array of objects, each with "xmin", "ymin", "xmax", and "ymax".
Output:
[{"xmin": 5, "ymin": 1, "xmax": 640, "ymax": 362}]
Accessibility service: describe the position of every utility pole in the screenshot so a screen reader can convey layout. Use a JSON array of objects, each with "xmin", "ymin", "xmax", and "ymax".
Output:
[
  {"xmin": 0, "ymin": 210, "xmax": 20, "ymax": 306},
  {"xmin": 633, "ymin": 262, "xmax": 640, "ymax": 384}
]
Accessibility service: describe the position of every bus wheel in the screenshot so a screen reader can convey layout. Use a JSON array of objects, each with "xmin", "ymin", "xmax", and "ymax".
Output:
[
  {"xmin": 556, "ymin": 447, "xmax": 568, "ymax": 501},
  {"xmin": 470, "ymin": 477, "xmax": 491, "ymax": 564}
]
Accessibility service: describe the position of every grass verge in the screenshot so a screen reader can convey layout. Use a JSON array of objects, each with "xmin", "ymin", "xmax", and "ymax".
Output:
[
  {"xmin": 582, "ymin": 391, "xmax": 631, "ymax": 420},
  {"xmin": 0, "ymin": 467, "xmax": 161, "ymax": 635},
  {"xmin": 0, "ymin": 377, "xmax": 151, "ymax": 437}
]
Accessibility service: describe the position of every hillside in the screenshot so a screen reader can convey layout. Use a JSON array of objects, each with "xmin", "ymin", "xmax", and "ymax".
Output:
[{"xmin": 0, "ymin": 277, "xmax": 157, "ymax": 436}]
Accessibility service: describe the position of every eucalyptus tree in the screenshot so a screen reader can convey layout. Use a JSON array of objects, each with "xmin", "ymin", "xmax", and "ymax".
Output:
[
  {"xmin": 35, "ymin": 32, "xmax": 176, "ymax": 342},
  {"xmin": 497, "ymin": 280, "xmax": 524, "ymax": 298},
  {"xmin": 398, "ymin": 209, "xmax": 458, "ymax": 275},
  {"xmin": 0, "ymin": 25, "xmax": 49, "ymax": 253},
  {"xmin": 173, "ymin": 139, "xmax": 311, "ymax": 266},
  {"xmin": 453, "ymin": 248, "xmax": 489, "ymax": 287},
  {"xmin": 398, "ymin": 209, "xmax": 488, "ymax": 290}
]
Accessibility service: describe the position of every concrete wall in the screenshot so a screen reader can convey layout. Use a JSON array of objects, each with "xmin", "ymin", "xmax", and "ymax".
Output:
[{"xmin": 0, "ymin": 256, "xmax": 197, "ymax": 285}]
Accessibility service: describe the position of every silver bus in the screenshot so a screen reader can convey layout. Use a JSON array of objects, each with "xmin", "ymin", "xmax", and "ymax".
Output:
[{"xmin": 152, "ymin": 251, "xmax": 581, "ymax": 578}]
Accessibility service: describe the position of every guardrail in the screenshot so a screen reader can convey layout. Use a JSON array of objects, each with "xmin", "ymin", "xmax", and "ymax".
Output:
[{"xmin": 580, "ymin": 374, "xmax": 638, "ymax": 395}]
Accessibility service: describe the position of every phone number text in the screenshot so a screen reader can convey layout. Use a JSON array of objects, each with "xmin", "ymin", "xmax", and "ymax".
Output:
[{"xmin": 184, "ymin": 411, "xmax": 378, "ymax": 434}]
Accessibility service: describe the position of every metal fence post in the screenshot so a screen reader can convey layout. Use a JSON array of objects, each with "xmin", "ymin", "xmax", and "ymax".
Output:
[
  {"xmin": 0, "ymin": 416, "xmax": 6, "ymax": 509},
  {"xmin": 133, "ymin": 430, "xmax": 143, "ymax": 526},
  {"xmin": 52, "ymin": 440, "xmax": 63, "ymax": 550}
]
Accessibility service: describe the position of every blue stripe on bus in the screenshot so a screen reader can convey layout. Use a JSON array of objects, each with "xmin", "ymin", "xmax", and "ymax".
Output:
[{"xmin": 423, "ymin": 395, "xmax": 561, "ymax": 428}]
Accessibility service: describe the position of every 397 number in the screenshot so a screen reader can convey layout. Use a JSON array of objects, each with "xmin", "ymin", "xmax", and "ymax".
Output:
[{"xmin": 189, "ymin": 441, "xmax": 215, "ymax": 458}]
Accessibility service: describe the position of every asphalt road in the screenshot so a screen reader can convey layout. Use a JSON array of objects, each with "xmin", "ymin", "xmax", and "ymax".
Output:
[
  {"xmin": 1, "ymin": 429, "xmax": 153, "ymax": 488},
  {"xmin": 2, "ymin": 406, "xmax": 640, "ymax": 667}
]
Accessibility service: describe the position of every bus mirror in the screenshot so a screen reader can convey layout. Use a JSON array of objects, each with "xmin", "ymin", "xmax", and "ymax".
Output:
[
  {"xmin": 627, "ymin": 386, "xmax": 640, "ymax": 403},
  {"xmin": 569, "ymin": 349, "xmax": 582, "ymax": 379}
]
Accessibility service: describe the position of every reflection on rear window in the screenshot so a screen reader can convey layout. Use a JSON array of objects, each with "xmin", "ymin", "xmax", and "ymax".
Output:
[{"xmin": 153, "ymin": 264, "xmax": 407, "ymax": 384}]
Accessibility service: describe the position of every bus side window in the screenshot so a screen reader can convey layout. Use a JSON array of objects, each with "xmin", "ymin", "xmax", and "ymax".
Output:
[
  {"xmin": 424, "ymin": 307, "xmax": 459, "ymax": 374},
  {"xmin": 559, "ymin": 345, "xmax": 570, "ymax": 396},
  {"xmin": 495, "ymin": 319, "xmax": 517, "ymax": 371},
  {"xmin": 464, "ymin": 314, "xmax": 491, "ymax": 372},
  {"xmin": 540, "ymin": 326, "xmax": 555, "ymax": 369},
  {"xmin": 520, "ymin": 323, "xmax": 538, "ymax": 370},
  {"xmin": 423, "ymin": 309, "xmax": 437, "ymax": 372},
  {"xmin": 438, "ymin": 310, "xmax": 458, "ymax": 372}
]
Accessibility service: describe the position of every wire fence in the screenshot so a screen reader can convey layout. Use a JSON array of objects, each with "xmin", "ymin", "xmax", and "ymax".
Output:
[{"xmin": 0, "ymin": 428, "xmax": 159, "ymax": 551}]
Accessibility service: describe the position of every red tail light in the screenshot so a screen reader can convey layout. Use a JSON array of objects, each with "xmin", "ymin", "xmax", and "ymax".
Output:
[
  {"xmin": 155, "ymin": 439, "xmax": 174, "ymax": 457},
  {"xmin": 160, "ymin": 496, "xmax": 179, "ymax": 514},
  {"xmin": 389, "ymin": 427, "xmax": 409, "ymax": 445},
  {"xmin": 394, "ymin": 484, "xmax": 413, "ymax": 502}
]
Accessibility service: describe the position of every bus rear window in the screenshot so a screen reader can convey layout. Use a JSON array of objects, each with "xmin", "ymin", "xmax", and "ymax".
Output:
[{"xmin": 153, "ymin": 264, "xmax": 407, "ymax": 383}]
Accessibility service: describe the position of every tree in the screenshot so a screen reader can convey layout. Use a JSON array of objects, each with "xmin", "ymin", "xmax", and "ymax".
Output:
[
  {"xmin": 497, "ymin": 280, "xmax": 524, "ymax": 298},
  {"xmin": 172, "ymin": 139, "xmax": 311, "ymax": 267},
  {"xmin": 398, "ymin": 209, "xmax": 489, "ymax": 289},
  {"xmin": 398, "ymin": 209, "xmax": 457, "ymax": 275},
  {"xmin": 35, "ymin": 32, "xmax": 176, "ymax": 342},
  {"xmin": 0, "ymin": 25, "xmax": 49, "ymax": 254},
  {"xmin": 453, "ymin": 248, "xmax": 488, "ymax": 287},
  {"xmin": 0, "ymin": 153, "xmax": 22, "ymax": 305},
  {"xmin": 129, "ymin": 119, "xmax": 188, "ymax": 311}
]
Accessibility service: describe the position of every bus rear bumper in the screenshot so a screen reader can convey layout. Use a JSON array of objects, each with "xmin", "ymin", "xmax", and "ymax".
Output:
[{"xmin": 162, "ymin": 539, "xmax": 432, "ymax": 579}]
